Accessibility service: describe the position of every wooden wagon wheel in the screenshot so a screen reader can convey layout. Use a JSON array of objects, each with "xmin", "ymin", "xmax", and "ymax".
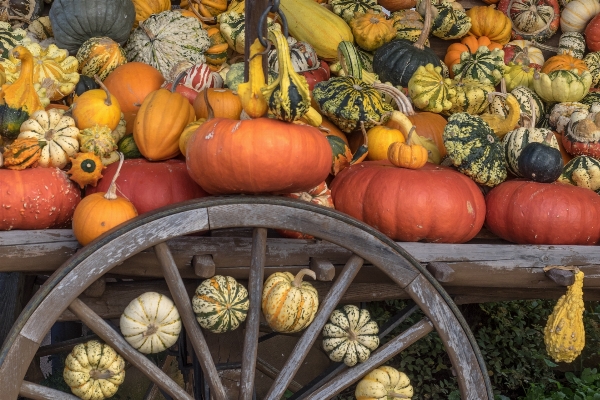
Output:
[{"xmin": 0, "ymin": 197, "xmax": 494, "ymax": 400}]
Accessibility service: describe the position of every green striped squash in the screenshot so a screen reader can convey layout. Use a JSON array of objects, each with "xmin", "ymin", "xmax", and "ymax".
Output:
[
  {"xmin": 330, "ymin": 0, "xmax": 382, "ymax": 23},
  {"xmin": 76, "ymin": 37, "xmax": 127, "ymax": 81},
  {"xmin": 419, "ymin": 0, "xmax": 471, "ymax": 40},
  {"xmin": 443, "ymin": 113, "xmax": 507, "ymax": 186},
  {"xmin": 558, "ymin": 32, "xmax": 586, "ymax": 59},
  {"xmin": 510, "ymin": 86, "xmax": 546, "ymax": 126},
  {"xmin": 446, "ymin": 79, "xmax": 495, "ymax": 116},
  {"xmin": 192, "ymin": 276, "xmax": 249, "ymax": 333},
  {"xmin": 125, "ymin": 11, "xmax": 210, "ymax": 78},
  {"xmin": 503, "ymin": 126, "xmax": 559, "ymax": 176},
  {"xmin": 0, "ymin": 22, "xmax": 30, "ymax": 59},
  {"xmin": 312, "ymin": 76, "xmax": 393, "ymax": 133},
  {"xmin": 322, "ymin": 305, "xmax": 379, "ymax": 367},
  {"xmin": 356, "ymin": 48, "xmax": 374, "ymax": 73},
  {"xmin": 390, "ymin": 10, "xmax": 429, "ymax": 46},
  {"xmin": 118, "ymin": 135, "xmax": 142, "ymax": 159},
  {"xmin": 581, "ymin": 91, "xmax": 600, "ymax": 107},
  {"xmin": 408, "ymin": 64, "xmax": 454, "ymax": 113},
  {"xmin": 453, "ymin": 47, "xmax": 505, "ymax": 86},
  {"xmin": 558, "ymin": 155, "xmax": 600, "ymax": 191},
  {"xmin": 584, "ymin": 52, "xmax": 600, "ymax": 89}
]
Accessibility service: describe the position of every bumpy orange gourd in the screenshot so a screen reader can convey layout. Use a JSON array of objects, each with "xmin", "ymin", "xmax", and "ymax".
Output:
[
  {"xmin": 134, "ymin": 76, "xmax": 196, "ymax": 161},
  {"xmin": 193, "ymin": 88, "xmax": 242, "ymax": 120},
  {"xmin": 542, "ymin": 54, "xmax": 589, "ymax": 74},
  {"xmin": 72, "ymin": 154, "xmax": 138, "ymax": 246},
  {"xmin": 2, "ymin": 137, "xmax": 42, "ymax": 170},
  {"xmin": 350, "ymin": 11, "xmax": 397, "ymax": 51},
  {"xmin": 388, "ymin": 127, "xmax": 428, "ymax": 169},
  {"xmin": 71, "ymin": 77, "xmax": 121, "ymax": 131},
  {"xmin": 466, "ymin": 6, "xmax": 512, "ymax": 44},
  {"xmin": 444, "ymin": 35, "xmax": 503, "ymax": 77}
]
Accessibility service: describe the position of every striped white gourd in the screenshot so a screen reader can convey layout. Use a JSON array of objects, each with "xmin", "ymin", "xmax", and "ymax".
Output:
[
  {"xmin": 120, "ymin": 292, "xmax": 182, "ymax": 354},
  {"xmin": 193, "ymin": 275, "xmax": 249, "ymax": 333},
  {"xmin": 560, "ymin": 0, "xmax": 600, "ymax": 32},
  {"xmin": 322, "ymin": 305, "xmax": 379, "ymax": 366}
]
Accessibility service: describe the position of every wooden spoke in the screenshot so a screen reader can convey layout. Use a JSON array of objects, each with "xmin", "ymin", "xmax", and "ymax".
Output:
[
  {"xmin": 239, "ymin": 228, "xmax": 267, "ymax": 400},
  {"xmin": 20, "ymin": 380, "xmax": 80, "ymax": 400},
  {"xmin": 256, "ymin": 357, "xmax": 303, "ymax": 393},
  {"xmin": 67, "ymin": 298, "xmax": 193, "ymax": 400},
  {"xmin": 305, "ymin": 318, "xmax": 435, "ymax": 400},
  {"xmin": 153, "ymin": 242, "xmax": 228, "ymax": 400},
  {"xmin": 265, "ymin": 254, "xmax": 365, "ymax": 400}
]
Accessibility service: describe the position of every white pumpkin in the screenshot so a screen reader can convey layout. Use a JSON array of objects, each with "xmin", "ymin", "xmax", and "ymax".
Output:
[
  {"xmin": 322, "ymin": 305, "xmax": 379, "ymax": 367},
  {"xmin": 63, "ymin": 340, "xmax": 125, "ymax": 400},
  {"xmin": 17, "ymin": 108, "xmax": 79, "ymax": 168},
  {"xmin": 355, "ymin": 366, "xmax": 414, "ymax": 400},
  {"xmin": 560, "ymin": 0, "xmax": 600, "ymax": 32},
  {"xmin": 120, "ymin": 292, "xmax": 182, "ymax": 354}
]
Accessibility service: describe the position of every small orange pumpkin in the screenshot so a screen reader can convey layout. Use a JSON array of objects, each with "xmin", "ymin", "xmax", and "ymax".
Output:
[
  {"xmin": 444, "ymin": 35, "xmax": 503, "ymax": 77},
  {"xmin": 541, "ymin": 54, "xmax": 589, "ymax": 74},
  {"xmin": 71, "ymin": 76, "xmax": 122, "ymax": 131},
  {"xmin": 193, "ymin": 88, "xmax": 243, "ymax": 120},
  {"xmin": 72, "ymin": 153, "xmax": 138, "ymax": 246},
  {"xmin": 134, "ymin": 74, "xmax": 196, "ymax": 161},
  {"xmin": 388, "ymin": 127, "xmax": 428, "ymax": 169}
]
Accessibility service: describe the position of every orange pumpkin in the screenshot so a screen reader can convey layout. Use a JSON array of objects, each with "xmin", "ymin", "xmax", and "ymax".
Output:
[
  {"xmin": 466, "ymin": 6, "xmax": 512, "ymax": 45},
  {"xmin": 541, "ymin": 54, "xmax": 589, "ymax": 74},
  {"xmin": 444, "ymin": 35, "xmax": 503, "ymax": 77},
  {"xmin": 71, "ymin": 78, "xmax": 121, "ymax": 131},
  {"xmin": 193, "ymin": 88, "xmax": 243, "ymax": 120},
  {"xmin": 72, "ymin": 154, "xmax": 138, "ymax": 246},
  {"xmin": 320, "ymin": 116, "xmax": 349, "ymax": 145},
  {"xmin": 134, "ymin": 81, "xmax": 196, "ymax": 161},
  {"xmin": 387, "ymin": 128, "xmax": 428, "ymax": 169},
  {"xmin": 103, "ymin": 62, "xmax": 165, "ymax": 134}
]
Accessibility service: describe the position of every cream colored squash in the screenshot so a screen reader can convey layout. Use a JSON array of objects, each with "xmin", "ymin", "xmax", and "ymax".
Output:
[
  {"xmin": 120, "ymin": 292, "xmax": 182, "ymax": 354},
  {"xmin": 355, "ymin": 366, "xmax": 414, "ymax": 400}
]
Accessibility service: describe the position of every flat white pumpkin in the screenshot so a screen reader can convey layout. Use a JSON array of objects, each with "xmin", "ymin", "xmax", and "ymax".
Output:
[
  {"xmin": 355, "ymin": 366, "xmax": 414, "ymax": 400},
  {"xmin": 120, "ymin": 292, "xmax": 182, "ymax": 354},
  {"xmin": 63, "ymin": 340, "xmax": 125, "ymax": 400},
  {"xmin": 322, "ymin": 305, "xmax": 379, "ymax": 366},
  {"xmin": 18, "ymin": 108, "xmax": 79, "ymax": 168}
]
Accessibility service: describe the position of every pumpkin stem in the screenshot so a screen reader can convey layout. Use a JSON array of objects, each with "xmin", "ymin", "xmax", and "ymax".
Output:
[
  {"xmin": 543, "ymin": 129, "xmax": 554, "ymax": 145},
  {"xmin": 415, "ymin": 0, "xmax": 432, "ymax": 50},
  {"xmin": 140, "ymin": 22, "xmax": 156, "ymax": 41},
  {"xmin": 292, "ymin": 268, "xmax": 316, "ymax": 287},
  {"xmin": 350, "ymin": 121, "xmax": 369, "ymax": 164},
  {"xmin": 105, "ymin": 152, "xmax": 124, "ymax": 200},
  {"xmin": 406, "ymin": 126, "xmax": 416, "ymax": 145},
  {"xmin": 372, "ymin": 83, "xmax": 415, "ymax": 116},
  {"xmin": 530, "ymin": 41, "xmax": 559, "ymax": 53},
  {"xmin": 203, "ymin": 88, "xmax": 215, "ymax": 120},
  {"xmin": 93, "ymin": 75, "xmax": 113, "ymax": 107},
  {"xmin": 89, "ymin": 368, "xmax": 116, "ymax": 380},
  {"xmin": 172, "ymin": 71, "xmax": 188, "ymax": 93},
  {"xmin": 527, "ymin": 95, "xmax": 537, "ymax": 129}
]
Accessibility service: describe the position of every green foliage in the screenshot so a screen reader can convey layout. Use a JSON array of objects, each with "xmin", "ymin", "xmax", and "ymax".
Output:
[{"xmin": 522, "ymin": 369, "xmax": 600, "ymax": 400}]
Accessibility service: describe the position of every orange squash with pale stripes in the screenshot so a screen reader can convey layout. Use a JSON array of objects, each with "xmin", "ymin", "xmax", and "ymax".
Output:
[{"xmin": 261, "ymin": 269, "xmax": 319, "ymax": 333}]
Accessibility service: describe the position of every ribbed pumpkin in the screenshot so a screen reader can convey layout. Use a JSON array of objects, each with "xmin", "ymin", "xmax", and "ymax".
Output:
[
  {"xmin": 131, "ymin": 0, "xmax": 171, "ymax": 27},
  {"xmin": 0, "ymin": 22, "xmax": 30, "ymax": 59},
  {"xmin": 186, "ymin": 117, "xmax": 332, "ymax": 194},
  {"xmin": 466, "ymin": 6, "xmax": 512, "ymax": 45},
  {"xmin": 103, "ymin": 62, "xmax": 165, "ymax": 134},
  {"xmin": 331, "ymin": 161, "xmax": 486, "ymax": 243},
  {"xmin": 355, "ymin": 366, "xmax": 414, "ymax": 400},
  {"xmin": 322, "ymin": 305, "xmax": 379, "ymax": 367},
  {"xmin": 192, "ymin": 276, "xmax": 249, "ymax": 333},
  {"xmin": 76, "ymin": 37, "xmax": 127, "ymax": 81},
  {"xmin": 485, "ymin": 180, "xmax": 600, "ymax": 244},
  {"xmin": 63, "ymin": 341, "xmax": 125, "ymax": 400},
  {"xmin": 446, "ymin": 79, "xmax": 496, "ymax": 116},
  {"xmin": 542, "ymin": 54, "xmax": 588, "ymax": 74},
  {"xmin": 497, "ymin": 0, "xmax": 560, "ymax": 42},
  {"xmin": 532, "ymin": 69, "xmax": 593, "ymax": 103},
  {"xmin": 0, "ymin": 167, "xmax": 80, "ymax": 230},
  {"xmin": 86, "ymin": 159, "xmax": 209, "ymax": 215},
  {"xmin": 561, "ymin": 0, "xmax": 600, "ymax": 33},
  {"xmin": 262, "ymin": 269, "xmax": 319, "ymax": 333},
  {"xmin": 120, "ymin": 292, "xmax": 181, "ymax": 354},
  {"xmin": 72, "ymin": 154, "xmax": 138, "ymax": 246},
  {"xmin": 558, "ymin": 155, "xmax": 600, "ymax": 191},
  {"xmin": 133, "ymin": 79, "xmax": 196, "ymax": 161}
]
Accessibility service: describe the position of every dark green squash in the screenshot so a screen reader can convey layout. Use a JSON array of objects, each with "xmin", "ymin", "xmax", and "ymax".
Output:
[
  {"xmin": 517, "ymin": 131, "xmax": 563, "ymax": 182},
  {"xmin": 443, "ymin": 113, "xmax": 507, "ymax": 187},
  {"xmin": 49, "ymin": 0, "xmax": 135, "ymax": 54},
  {"xmin": 558, "ymin": 155, "xmax": 600, "ymax": 192},
  {"xmin": 581, "ymin": 91, "xmax": 600, "ymax": 108},
  {"xmin": 372, "ymin": 0, "xmax": 440, "ymax": 87},
  {"xmin": 312, "ymin": 76, "xmax": 393, "ymax": 133},
  {"xmin": 118, "ymin": 135, "xmax": 142, "ymax": 159}
]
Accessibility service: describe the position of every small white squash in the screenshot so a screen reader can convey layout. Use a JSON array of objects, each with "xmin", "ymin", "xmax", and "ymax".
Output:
[
  {"xmin": 63, "ymin": 340, "xmax": 126, "ymax": 400},
  {"xmin": 322, "ymin": 305, "xmax": 379, "ymax": 366},
  {"xmin": 18, "ymin": 108, "xmax": 79, "ymax": 168},
  {"xmin": 355, "ymin": 366, "xmax": 414, "ymax": 400},
  {"xmin": 120, "ymin": 292, "xmax": 182, "ymax": 354}
]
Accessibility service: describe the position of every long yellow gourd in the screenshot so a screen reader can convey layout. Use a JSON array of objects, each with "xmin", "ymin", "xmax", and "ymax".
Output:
[{"xmin": 279, "ymin": 0, "xmax": 353, "ymax": 61}]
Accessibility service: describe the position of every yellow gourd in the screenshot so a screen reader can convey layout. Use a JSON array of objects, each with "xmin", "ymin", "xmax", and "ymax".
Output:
[
  {"xmin": 479, "ymin": 92, "xmax": 521, "ymax": 138},
  {"xmin": 544, "ymin": 268, "xmax": 585, "ymax": 363},
  {"xmin": 237, "ymin": 39, "xmax": 268, "ymax": 118}
]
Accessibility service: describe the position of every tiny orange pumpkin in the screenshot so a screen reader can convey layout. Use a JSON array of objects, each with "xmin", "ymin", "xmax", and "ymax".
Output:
[{"xmin": 388, "ymin": 127, "xmax": 428, "ymax": 169}]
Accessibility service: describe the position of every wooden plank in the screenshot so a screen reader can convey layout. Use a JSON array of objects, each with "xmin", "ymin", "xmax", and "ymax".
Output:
[
  {"xmin": 68, "ymin": 298, "xmax": 194, "ymax": 400},
  {"xmin": 427, "ymin": 262, "xmax": 455, "ymax": 283},
  {"xmin": 239, "ymin": 228, "xmax": 267, "ymax": 400},
  {"xmin": 265, "ymin": 255, "xmax": 364, "ymax": 400},
  {"xmin": 193, "ymin": 254, "xmax": 216, "ymax": 278},
  {"xmin": 0, "ymin": 333, "xmax": 44, "ymax": 399},
  {"xmin": 305, "ymin": 318, "xmax": 434, "ymax": 400},
  {"xmin": 154, "ymin": 242, "xmax": 227, "ymax": 400},
  {"xmin": 0, "ymin": 229, "xmax": 75, "ymax": 246},
  {"xmin": 20, "ymin": 380, "xmax": 79, "ymax": 400},
  {"xmin": 310, "ymin": 258, "xmax": 335, "ymax": 281}
]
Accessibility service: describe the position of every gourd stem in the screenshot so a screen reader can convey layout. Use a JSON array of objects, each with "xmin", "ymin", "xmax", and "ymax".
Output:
[
  {"xmin": 372, "ymin": 83, "xmax": 415, "ymax": 116},
  {"xmin": 350, "ymin": 121, "xmax": 370, "ymax": 164},
  {"xmin": 105, "ymin": 152, "xmax": 124, "ymax": 200},
  {"xmin": 530, "ymin": 42, "xmax": 559, "ymax": 53},
  {"xmin": 500, "ymin": 77, "xmax": 506, "ymax": 95},
  {"xmin": 172, "ymin": 71, "xmax": 188, "ymax": 93},
  {"xmin": 406, "ymin": 126, "xmax": 416, "ymax": 145},
  {"xmin": 292, "ymin": 268, "xmax": 316, "ymax": 287},
  {"xmin": 93, "ymin": 75, "xmax": 113, "ymax": 107},
  {"xmin": 140, "ymin": 23, "xmax": 156, "ymax": 41},
  {"xmin": 203, "ymin": 88, "xmax": 215, "ymax": 120},
  {"xmin": 527, "ymin": 95, "xmax": 537, "ymax": 129},
  {"xmin": 543, "ymin": 130, "xmax": 554, "ymax": 145},
  {"xmin": 89, "ymin": 369, "xmax": 116, "ymax": 380},
  {"xmin": 415, "ymin": 0, "xmax": 432, "ymax": 50}
]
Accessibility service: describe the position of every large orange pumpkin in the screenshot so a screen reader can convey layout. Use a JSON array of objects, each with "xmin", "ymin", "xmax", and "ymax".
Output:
[
  {"xmin": 193, "ymin": 88, "xmax": 242, "ymax": 120},
  {"xmin": 331, "ymin": 161, "xmax": 486, "ymax": 243},
  {"xmin": 104, "ymin": 62, "xmax": 165, "ymax": 133},
  {"xmin": 133, "ymin": 84, "xmax": 196, "ymax": 161},
  {"xmin": 186, "ymin": 118, "xmax": 332, "ymax": 194},
  {"xmin": 0, "ymin": 168, "xmax": 81, "ymax": 230},
  {"xmin": 485, "ymin": 180, "xmax": 600, "ymax": 245},
  {"xmin": 444, "ymin": 35, "xmax": 503, "ymax": 77}
]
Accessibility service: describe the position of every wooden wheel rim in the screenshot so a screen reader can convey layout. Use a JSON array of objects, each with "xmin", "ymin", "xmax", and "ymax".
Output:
[{"xmin": 0, "ymin": 196, "xmax": 493, "ymax": 399}]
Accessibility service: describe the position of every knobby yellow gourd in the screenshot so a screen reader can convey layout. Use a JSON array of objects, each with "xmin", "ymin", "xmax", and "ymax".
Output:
[{"xmin": 237, "ymin": 38, "xmax": 268, "ymax": 118}]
